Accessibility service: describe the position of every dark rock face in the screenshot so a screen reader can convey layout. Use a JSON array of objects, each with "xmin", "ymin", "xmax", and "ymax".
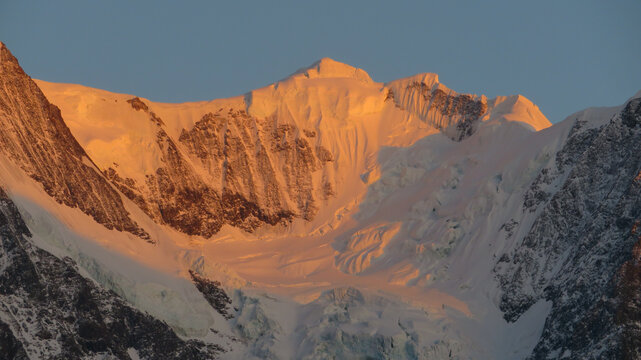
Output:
[
  {"xmin": 0, "ymin": 320, "xmax": 28, "ymax": 360},
  {"xmin": 403, "ymin": 82, "xmax": 487, "ymax": 140},
  {"xmin": 496, "ymin": 99, "xmax": 641, "ymax": 359},
  {"xmin": 126, "ymin": 97, "xmax": 149, "ymax": 112},
  {"xmin": 189, "ymin": 270, "xmax": 233, "ymax": 319},
  {"xmin": 0, "ymin": 43, "xmax": 150, "ymax": 241},
  {"xmin": 404, "ymin": 82, "xmax": 487, "ymax": 122},
  {"xmin": 429, "ymin": 89, "xmax": 486, "ymax": 121},
  {"xmin": 178, "ymin": 110, "xmax": 330, "ymax": 222},
  {"xmin": 621, "ymin": 98, "xmax": 641, "ymax": 128},
  {"xmin": 614, "ymin": 238, "xmax": 641, "ymax": 359},
  {"xmin": 0, "ymin": 187, "xmax": 221, "ymax": 359},
  {"xmin": 522, "ymin": 119, "xmax": 600, "ymax": 213}
]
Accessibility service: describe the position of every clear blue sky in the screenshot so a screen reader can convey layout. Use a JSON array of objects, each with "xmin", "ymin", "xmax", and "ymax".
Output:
[{"xmin": 1, "ymin": 1, "xmax": 639, "ymax": 122}]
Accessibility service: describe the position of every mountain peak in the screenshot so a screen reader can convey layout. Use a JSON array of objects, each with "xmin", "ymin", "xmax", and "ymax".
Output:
[
  {"xmin": 0, "ymin": 42, "xmax": 27, "ymax": 78},
  {"xmin": 289, "ymin": 57, "xmax": 373, "ymax": 83}
]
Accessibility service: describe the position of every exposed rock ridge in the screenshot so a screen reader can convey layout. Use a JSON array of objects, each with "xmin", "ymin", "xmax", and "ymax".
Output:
[
  {"xmin": 386, "ymin": 76, "xmax": 487, "ymax": 141},
  {"xmin": 0, "ymin": 43, "xmax": 150, "ymax": 241},
  {"xmin": 188, "ymin": 270, "xmax": 233, "ymax": 320},
  {"xmin": 0, "ymin": 187, "xmax": 221, "ymax": 359},
  {"xmin": 495, "ymin": 97, "xmax": 641, "ymax": 359}
]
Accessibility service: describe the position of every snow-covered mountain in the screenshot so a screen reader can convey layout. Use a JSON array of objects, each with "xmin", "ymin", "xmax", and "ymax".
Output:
[{"xmin": 1, "ymin": 41, "xmax": 639, "ymax": 359}]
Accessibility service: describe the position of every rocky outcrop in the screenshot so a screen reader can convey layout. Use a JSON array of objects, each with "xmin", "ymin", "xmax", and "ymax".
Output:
[
  {"xmin": 411, "ymin": 83, "xmax": 488, "ymax": 141},
  {"xmin": 0, "ymin": 43, "xmax": 149, "ymax": 241},
  {"xmin": 189, "ymin": 270, "xmax": 233, "ymax": 320},
  {"xmin": 419, "ymin": 86, "xmax": 487, "ymax": 123},
  {"xmin": 496, "ymin": 97, "xmax": 641, "ymax": 359},
  {"xmin": 522, "ymin": 118, "xmax": 600, "ymax": 212},
  {"xmin": 0, "ymin": 187, "xmax": 221, "ymax": 359},
  {"xmin": 386, "ymin": 77, "xmax": 488, "ymax": 141}
]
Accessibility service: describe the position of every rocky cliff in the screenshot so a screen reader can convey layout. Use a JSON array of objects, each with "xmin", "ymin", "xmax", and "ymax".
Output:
[
  {"xmin": 496, "ymin": 96, "xmax": 641, "ymax": 359},
  {"xmin": 0, "ymin": 43, "xmax": 149, "ymax": 241}
]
